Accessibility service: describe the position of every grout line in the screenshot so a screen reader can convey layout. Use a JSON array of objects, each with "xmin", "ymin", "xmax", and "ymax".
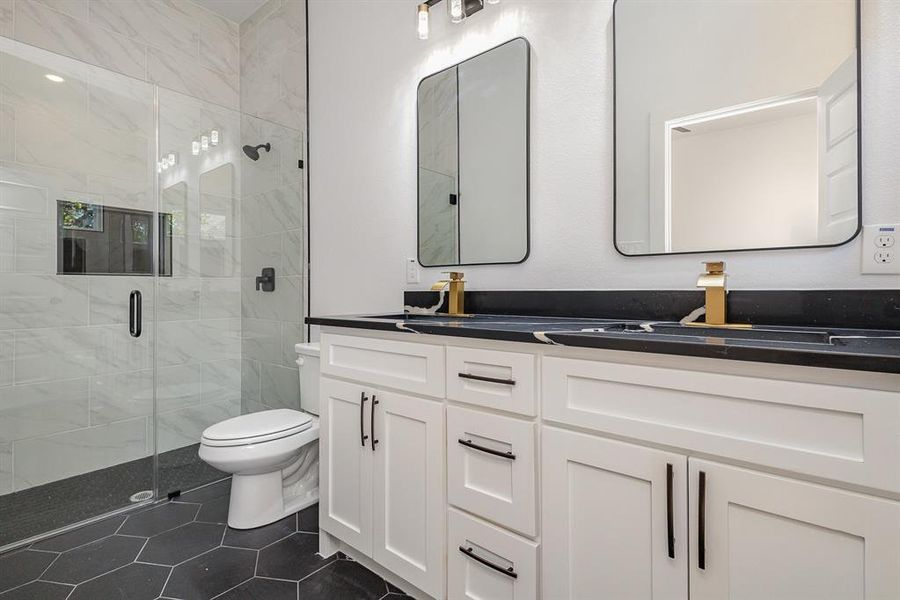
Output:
[
  {"xmin": 294, "ymin": 558, "xmax": 338, "ymax": 585},
  {"xmin": 158, "ymin": 565, "xmax": 175, "ymax": 599},
  {"xmin": 208, "ymin": 575, "xmax": 255, "ymax": 600}
]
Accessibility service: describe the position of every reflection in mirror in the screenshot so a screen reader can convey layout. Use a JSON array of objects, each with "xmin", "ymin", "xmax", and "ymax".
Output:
[
  {"xmin": 614, "ymin": 0, "xmax": 859, "ymax": 255},
  {"xmin": 418, "ymin": 37, "xmax": 529, "ymax": 266},
  {"xmin": 199, "ymin": 163, "xmax": 235, "ymax": 241}
]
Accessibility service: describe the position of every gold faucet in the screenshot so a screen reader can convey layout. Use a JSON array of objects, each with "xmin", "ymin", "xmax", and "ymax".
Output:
[
  {"xmin": 431, "ymin": 271, "xmax": 467, "ymax": 316},
  {"xmin": 687, "ymin": 261, "xmax": 750, "ymax": 329}
]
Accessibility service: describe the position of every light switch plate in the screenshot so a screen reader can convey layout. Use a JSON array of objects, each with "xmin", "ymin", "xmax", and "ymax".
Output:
[
  {"xmin": 406, "ymin": 257, "xmax": 420, "ymax": 284},
  {"xmin": 861, "ymin": 224, "xmax": 900, "ymax": 274}
]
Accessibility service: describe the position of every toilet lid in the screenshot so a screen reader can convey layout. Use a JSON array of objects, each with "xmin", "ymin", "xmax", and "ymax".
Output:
[{"xmin": 202, "ymin": 409, "xmax": 313, "ymax": 445}]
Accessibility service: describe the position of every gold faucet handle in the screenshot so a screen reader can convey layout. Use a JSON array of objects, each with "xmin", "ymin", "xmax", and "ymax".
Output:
[
  {"xmin": 430, "ymin": 279, "xmax": 450, "ymax": 291},
  {"xmin": 703, "ymin": 261, "xmax": 725, "ymax": 274}
]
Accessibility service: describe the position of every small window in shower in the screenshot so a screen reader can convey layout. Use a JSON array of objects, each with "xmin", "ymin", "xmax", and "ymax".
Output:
[{"xmin": 57, "ymin": 200, "xmax": 172, "ymax": 276}]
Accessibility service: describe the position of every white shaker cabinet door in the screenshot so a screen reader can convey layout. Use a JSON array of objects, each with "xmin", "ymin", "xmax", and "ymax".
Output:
[
  {"xmin": 372, "ymin": 389, "xmax": 445, "ymax": 599},
  {"xmin": 689, "ymin": 459, "xmax": 900, "ymax": 600},
  {"xmin": 319, "ymin": 377, "xmax": 374, "ymax": 555},
  {"xmin": 542, "ymin": 426, "xmax": 688, "ymax": 600}
]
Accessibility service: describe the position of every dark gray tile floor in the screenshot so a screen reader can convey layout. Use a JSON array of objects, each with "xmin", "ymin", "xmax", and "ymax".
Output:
[{"xmin": 0, "ymin": 479, "xmax": 411, "ymax": 600}]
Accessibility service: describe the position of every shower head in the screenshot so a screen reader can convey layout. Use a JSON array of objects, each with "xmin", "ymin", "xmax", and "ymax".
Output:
[{"xmin": 242, "ymin": 143, "xmax": 271, "ymax": 161}]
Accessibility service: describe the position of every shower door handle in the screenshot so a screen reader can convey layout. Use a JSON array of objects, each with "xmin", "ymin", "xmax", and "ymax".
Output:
[{"xmin": 129, "ymin": 290, "xmax": 142, "ymax": 338}]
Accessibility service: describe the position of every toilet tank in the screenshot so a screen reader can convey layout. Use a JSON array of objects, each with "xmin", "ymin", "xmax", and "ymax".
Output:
[{"xmin": 295, "ymin": 343, "xmax": 320, "ymax": 416}]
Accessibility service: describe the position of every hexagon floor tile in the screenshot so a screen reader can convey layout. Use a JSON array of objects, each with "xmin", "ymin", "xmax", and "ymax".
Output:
[{"xmin": 0, "ymin": 482, "xmax": 410, "ymax": 600}]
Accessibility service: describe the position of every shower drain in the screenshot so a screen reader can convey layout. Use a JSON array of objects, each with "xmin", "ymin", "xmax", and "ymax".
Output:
[{"xmin": 129, "ymin": 490, "xmax": 153, "ymax": 503}]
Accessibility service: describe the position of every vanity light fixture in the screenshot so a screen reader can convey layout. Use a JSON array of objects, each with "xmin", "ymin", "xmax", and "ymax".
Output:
[
  {"xmin": 416, "ymin": 0, "xmax": 488, "ymax": 40},
  {"xmin": 192, "ymin": 140, "xmax": 201, "ymax": 156},
  {"xmin": 44, "ymin": 73, "xmax": 65, "ymax": 83},
  {"xmin": 417, "ymin": 4, "xmax": 429, "ymax": 40},
  {"xmin": 201, "ymin": 135, "xmax": 210, "ymax": 151},
  {"xmin": 167, "ymin": 152, "xmax": 176, "ymax": 166},
  {"xmin": 210, "ymin": 129, "xmax": 219, "ymax": 146}
]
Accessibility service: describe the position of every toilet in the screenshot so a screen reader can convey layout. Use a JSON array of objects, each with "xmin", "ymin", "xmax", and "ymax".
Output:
[{"xmin": 198, "ymin": 343, "xmax": 321, "ymax": 529}]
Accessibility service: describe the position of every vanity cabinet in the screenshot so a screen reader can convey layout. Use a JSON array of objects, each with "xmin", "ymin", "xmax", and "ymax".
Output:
[
  {"xmin": 317, "ymin": 330, "xmax": 900, "ymax": 600},
  {"xmin": 319, "ymin": 376, "xmax": 445, "ymax": 598},
  {"xmin": 688, "ymin": 459, "xmax": 900, "ymax": 600},
  {"xmin": 541, "ymin": 426, "xmax": 689, "ymax": 600}
]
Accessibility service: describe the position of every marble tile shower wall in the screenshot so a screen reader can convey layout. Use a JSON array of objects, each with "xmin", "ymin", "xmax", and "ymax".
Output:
[
  {"xmin": 239, "ymin": 0, "xmax": 306, "ymax": 414},
  {"xmin": 0, "ymin": 0, "xmax": 244, "ymax": 496}
]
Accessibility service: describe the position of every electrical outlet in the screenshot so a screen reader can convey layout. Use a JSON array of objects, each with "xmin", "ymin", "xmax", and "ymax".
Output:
[
  {"xmin": 405, "ymin": 257, "xmax": 420, "ymax": 284},
  {"xmin": 861, "ymin": 224, "xmax": 900, "ymax": 274}
]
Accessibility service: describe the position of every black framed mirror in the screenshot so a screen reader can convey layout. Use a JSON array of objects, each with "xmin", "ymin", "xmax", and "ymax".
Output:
[
  {"xmin": 614, "ymin": 0, "xmax": 861, "ymax": 256},
  {"xmin": 417, "ymin": 37, "xmax": 530, "ymax": 267}
]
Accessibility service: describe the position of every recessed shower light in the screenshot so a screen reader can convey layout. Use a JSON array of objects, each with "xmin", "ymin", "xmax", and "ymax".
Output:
[{"xmin": 45, "ymin": 74, "xmax": 65, "ymax": 83}]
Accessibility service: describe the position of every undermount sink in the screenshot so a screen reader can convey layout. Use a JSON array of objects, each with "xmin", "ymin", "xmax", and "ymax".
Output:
[{"xmin": 601, "ymin": 322, "xmax": 834, "ymax": 345}]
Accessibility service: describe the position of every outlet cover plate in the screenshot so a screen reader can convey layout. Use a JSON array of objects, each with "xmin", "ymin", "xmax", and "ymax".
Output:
[{"xmin": 861, "ymin": 224, "xmax": 900, "ymax": 274}]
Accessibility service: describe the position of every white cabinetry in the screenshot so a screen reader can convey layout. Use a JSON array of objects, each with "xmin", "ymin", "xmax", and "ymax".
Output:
[
  {"xmin": 689, "ymin": 459, "xmax": 900, "ymax": 600},
  {"xmin": 542, "ymin": 426, "xmax": 688, "ymax": 600}
]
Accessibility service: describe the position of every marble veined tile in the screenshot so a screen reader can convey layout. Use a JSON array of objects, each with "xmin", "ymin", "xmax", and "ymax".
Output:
[
  {"xmin": 257, "ymin": 0, "xmax": 305, "ymax": 59},
  {"xmin": 86, "ymin": 173, "xmax": 154, "ymax": 212},
  {"xmin": 13, "ymin": 417, "xmax": 148, "ymax": 490},
  {"xmin": 281, "ymin": 322, "xmax": 303, "ymax": 368},
  {"xmin": 15, "ymin": 105, "xmax": 150, "ymax": 181},
  {"xmin": 241, "ymin": 275, "xmax": 301, "ymax": 323},
  {"xmin": 0, "ymin": 0, "xmax": 12, "ymax": 37},
  {"xmin": 241, "ymin": 358, "xmax": 260, "ymax": 404},
  {"xmin": 88, "ymin": 74, "xmax": 154, "ymax": 137},
  {"xmin": 1, "ymin": 160, "xmax": 87, "ymax": 217},
  {"xmin": 201, "ymin": 359, "xmax": 241, "ymax": 404},
  {"xmin": 0, "ymin": 180, "xmax": 48, "ymax": 219},
  {"xmin": 241, "ymin": 232, "xmax": 280, "ymax": 277},
  {"xmin": 260, "ymin": 363, "xmax": 299, "ymax": 410},
  {"xmin": 0, "ymin": 46, "xmax": 90, "ymax": 117},
  {"xmin": 0, "ymin": 378, "xmax": 89, "ymax": 443},
  {"xmin": 147, "ymin": 46, "xmax": 239, "ymax": 110},
  {"xmin": 241, "ymin": 318, "xmax": 281, "ymax": 364},
  {"xmin": 14, "ymin": 0, "xmax": 147, "ymax": 79},
  {"xmin": 30, "ymin": 0, "xmax": 89, "ymax": 22},
  {"xmin": 240, "ymin": 0, "xmax": 280, "ymax": 38},
  {"xmin": 89, "ymin": 276, "xmax": 154, "ymax": 325},
  {"xmin": 89, "ymin": 0, "xmax": 200, "ymax": 60},
  {"xmin": 0, "ymin": 103, "xmax": 13, "ymax": 161},
  {"xmin": 282, "ymin": 228, "xmax": 303, "ymax": 276},
  {"xmin": 14, "ymin": 218, "xmax": 51, "ymax": 273},
  {"xmin": 157, "ymin": 363, "xmax": 203, "ymax": 413},
  {"xmin": 0, "ymin": 274, "xmax": 90, "ymax": 330},
  {"xmin": 0, "ymin": 331, "xmax": 11, "ymax": 387},
  {"xmin": 0, "ymin": 441, "xmax": 11, "ymax": 494},
  {"xmin": 0, "ymin": 217, "xmax": 13, "ymax": 273},
  {"xmin": 157, "ymin": 318, "xmax": 240, "ymax": 367},
  {"xmin": 157, "ymin": 277, "xmax": 201, "ymax": 321},
  {"xmin": 200, "ymin": 277, "xmax": 241, "ymax": 319},
  {"xmin": 156, "ymin": 399, "xmax": 239, "ymax": 453},
  {"xmin": 90, "ymin": 369, "xmax": 153, "ymax": 425}
]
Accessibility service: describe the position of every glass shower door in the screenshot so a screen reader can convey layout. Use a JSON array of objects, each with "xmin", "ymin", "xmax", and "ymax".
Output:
[{"xmin": 0, "ymin": 37, "xmax": 158, "ymax": 548}]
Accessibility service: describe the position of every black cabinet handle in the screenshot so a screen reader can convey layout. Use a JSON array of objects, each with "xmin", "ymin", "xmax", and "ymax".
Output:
[
  {"xmin": 458, "ymin": 546, "xmax": 518, "ymax": 579},
  {"xmin": 370, "ymin": 395, "xmax": 379, "ymax": 451},
  {"xmin": 666, "ymin": 463, "xmax": 675, "ymax": 559},
  {"xmin": 457, "ymin": 438, "xmax": 516, "ymax": 460},
  {"xmin": 698, "ymin": 470, "xmax": 707, "ymax": 570},
  {"xmin": 359, "ymin": 393, "xmax": 369, "ymax": 447},
  {"xmin": 458, "ymin": 372, "xmax": 516, "ymax": 386},
  {"xmin": 129, "ymin": 290, "xmax": 142, "ymax": 338}
]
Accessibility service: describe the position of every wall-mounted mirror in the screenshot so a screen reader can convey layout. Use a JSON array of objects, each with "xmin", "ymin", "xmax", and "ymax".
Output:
[
  {"xmin": 418, "ymin": 37, "xmax": 529, "ymax": 266},
  {"xmin": 614, "ymin": 0, "xmax": 859, "ymax": 256}
]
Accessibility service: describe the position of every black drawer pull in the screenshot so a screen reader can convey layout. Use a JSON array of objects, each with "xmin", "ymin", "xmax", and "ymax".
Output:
[
  {"xmin": 458, "ymin": 546, "xmax": 518, "ymax": 579},
  {"xmin": 458, "ymin": 438, "xmax": 515, "ymax": 460},
  {"xmin": 666, "ymin": 463, "xmax": 675, "ymax": 559},
  {"xmin": 359, "ymin": 393, "xmax": 369, "ymax": 447},
  {"xmin": 370, "ymin": 395, "xmax": 379, "ymax": 451},
  {"xmin": 129, "ymin": 290, "xmax": 142, "ymax": 338},
  {"xmin": 458, "ymin": 372, "xmax": 516, "ymax": 386},
  {"xmin": 698, "ymin": 470, "xmax": 707, "ymax": 570}
]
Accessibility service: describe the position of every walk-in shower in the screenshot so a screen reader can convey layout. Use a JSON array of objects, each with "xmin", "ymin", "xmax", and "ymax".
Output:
[{"xmin": 0, "ymin": 35, "xmax": 305, "ymax": 551}]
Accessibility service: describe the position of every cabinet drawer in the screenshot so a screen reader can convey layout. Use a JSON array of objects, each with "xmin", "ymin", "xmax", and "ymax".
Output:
[
  {"xmin": 320, "ymin": 333, "xmax": 445, "ymax": 397},
  {"xmin": 543, "ymin": 356, "xmax": 900, "ymax": 493},
  {"xmin": 447, "ymin": 346, "xmax": 536, "ymax": 416},
  {"xmin": 448, "ymin": 406, "xmax": 537, "ymax": 536},
  {"xmin": 448, "ymin": 508, "xmax": 538, "ymax": 600}
]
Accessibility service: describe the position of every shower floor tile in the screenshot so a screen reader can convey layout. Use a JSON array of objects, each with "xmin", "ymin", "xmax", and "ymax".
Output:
[{"xmin": 0, "ymin": 481, "xmax": 413, "ymax": 600}]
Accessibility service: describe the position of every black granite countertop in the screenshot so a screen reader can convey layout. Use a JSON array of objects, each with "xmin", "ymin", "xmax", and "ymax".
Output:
[{"xmin": 306, "ymin": 313, "xmax": 900, "ymax": 374}]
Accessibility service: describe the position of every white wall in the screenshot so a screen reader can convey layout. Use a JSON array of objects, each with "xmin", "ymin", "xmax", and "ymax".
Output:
[{"xmin": 309, "ymin": 0, "xmax": 900, "ymax": 320}]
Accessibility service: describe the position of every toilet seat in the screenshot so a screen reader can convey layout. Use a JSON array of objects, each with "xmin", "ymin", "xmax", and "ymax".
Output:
[{"xmin": 201, "ymin": 409, "xmax": 313, "ymax": 448}]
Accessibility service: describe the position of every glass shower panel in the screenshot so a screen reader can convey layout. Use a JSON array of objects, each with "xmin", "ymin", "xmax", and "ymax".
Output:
[
  {"xmin": 0, "ymin": 38, "xmax": 156, "ymax": 548},
  {"xmin": 154, "ymin": 88, "xmax": 241, "ymax": 498}
]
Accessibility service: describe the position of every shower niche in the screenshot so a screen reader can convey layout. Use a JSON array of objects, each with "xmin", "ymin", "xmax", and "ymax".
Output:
[{"xmin": 57, "ymin": 200, "xmax": 173, "ymax": 276}]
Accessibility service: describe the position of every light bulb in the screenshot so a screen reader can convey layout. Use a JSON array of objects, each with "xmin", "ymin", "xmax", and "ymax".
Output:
[
  {"xmin": 192, "ymin": 140, "xmax": 200, "ymax": 156},
  {"xmin": 449, "ymin": 0, "xmax": 464, "ymax": 23},
  {"xmin": 486, "ymin": 0, "xmax": 499, "ymax": 4},
  {"xmin": 201, "ymin": 135, "xmax": 209, "ymax": 151},
  {"xmin": 161, "ymin": 160, "xmax": 169, "ymax": 171},
  {"xmin": 167, "ymin": 152, "xmax": 176, "ymax": 166},
  {"xmin": 417, "ymin": 4, "xmax": 429, "ymax": 40},
  {"xmin": 210, "ymin": 130, "xmax": 219, "ymax": 146},
  {"xmin": 45, "ymin": 74, "xmax": 65, "ymax": 83}
]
